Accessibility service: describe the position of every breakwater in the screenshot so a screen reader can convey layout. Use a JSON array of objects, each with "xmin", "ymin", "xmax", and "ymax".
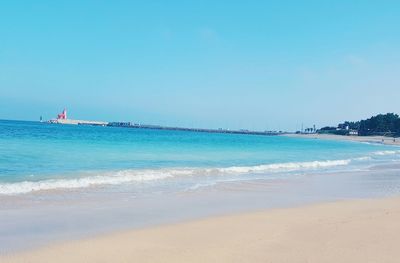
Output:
[{"xmin": 107, "ymin": 122, "xmax": 281, "ymax": 136}]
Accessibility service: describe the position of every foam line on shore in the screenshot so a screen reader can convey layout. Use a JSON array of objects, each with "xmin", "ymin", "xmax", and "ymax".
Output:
[
  {"xmin": 1, "ymin": 150, "xmax": 399, "ymax": 195},
  {"xmin": 0, "ymin": 158, "xmax": 366, "ymax": 195}
]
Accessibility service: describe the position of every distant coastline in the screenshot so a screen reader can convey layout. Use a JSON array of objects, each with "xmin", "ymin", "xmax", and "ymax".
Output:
[{"xmin": 283, "ymin": 133, "xmax": 400, "ymax": 146}]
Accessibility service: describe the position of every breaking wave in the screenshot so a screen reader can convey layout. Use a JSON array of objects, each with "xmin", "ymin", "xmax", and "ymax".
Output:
[
  {"xmin": 2, "ymin": 148, "xmax": 400, "ymax": 195},
  {"xmin": 0, "ymin": 159, "xmax": 355, "ymax": 195},
  {"xmin": 373, "ymin": 150, "xmax": 400, "ymax": 156},
  {"xmin": 216, "ymin": 159, "xmax": 351, "ymax": 173}
]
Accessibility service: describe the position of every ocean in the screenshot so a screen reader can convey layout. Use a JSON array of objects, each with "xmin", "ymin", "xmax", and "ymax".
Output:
[
  {"xmin": 0, "ymin": 119, "xmax": 399, "ymax": 196},
  {"xmin": 2, "ymin": 119, "xmax": 400, "ymax": 252}
]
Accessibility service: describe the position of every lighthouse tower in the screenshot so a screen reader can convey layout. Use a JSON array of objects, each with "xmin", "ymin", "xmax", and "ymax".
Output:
[{"xmin": 57, "ymin": 109, "xmax": 67, "ymax": 120}]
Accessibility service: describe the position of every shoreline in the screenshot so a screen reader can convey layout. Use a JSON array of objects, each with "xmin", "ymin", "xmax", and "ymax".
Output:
[
  {"xmin": 2, "ymin": 196, "xmax": 400, "ymax": 263},
  {"xmin": 283, "ymin": 133, "xmax": 400, "ymax": 146},
  {"xmin": 2, "ymin": 155, "xmax": 400, "ymax": 254}
]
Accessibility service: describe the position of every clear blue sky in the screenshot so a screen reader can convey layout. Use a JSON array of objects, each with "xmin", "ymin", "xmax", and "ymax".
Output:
[{"xmin": 1, "ymin": 1, "xmax": 399, "ymax": 131}]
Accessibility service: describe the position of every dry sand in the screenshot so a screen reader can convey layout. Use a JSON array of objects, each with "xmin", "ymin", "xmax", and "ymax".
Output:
[
  {"xmin": 2, "ymin": 197, "xmax": 400, "ymax": 263},
  {"xmin": 284, "ymin": 133, "xmax": 400, "ymax": 146}
]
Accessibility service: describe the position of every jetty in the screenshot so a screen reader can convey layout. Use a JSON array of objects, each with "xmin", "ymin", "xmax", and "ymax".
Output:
[
  {"xmin": 47, "ymin": 108, "xmax": 281, "ymax": 135},
  {"xmin": 49, "ymin": 119, "xmax": 108, "ymax": 126},
  {"xmin": 107, "ymin": 122, "xmax": 281, "ymax": 136},
  {"xmin": 47, "ymin": 109, "xmax": 108, "ymax": 126}
]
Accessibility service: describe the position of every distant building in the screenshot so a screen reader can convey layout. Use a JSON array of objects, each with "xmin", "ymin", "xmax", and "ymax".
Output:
[{"xmin": 349, "ymin": 130, "xmax": 358, "ymax": 136}]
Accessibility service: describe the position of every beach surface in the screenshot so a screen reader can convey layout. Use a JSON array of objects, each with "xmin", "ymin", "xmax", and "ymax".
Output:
[
  {"xmin": 284, "ymin": 133, "xmax": 400, "ymax": 146},
  {"xmin": 2, "ymin": 197, "xmax": 400, "ymax": 263}
]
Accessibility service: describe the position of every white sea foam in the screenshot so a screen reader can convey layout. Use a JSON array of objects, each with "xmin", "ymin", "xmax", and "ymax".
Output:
[
  {"xmin": 0, "ymin": 170, "xmax": 178, "ymax": 195},
  {"xmin": 0, "ymin": 159, "xmax": 358, "ymax": 195},
  {"xmin": 373, "ymin": 150, "xmax": 400, "ymax": 156},
  {"xmin": 354, "ymin": 156, "xmax": 372, "ymax": 161},
  {"xmin": 217, "ymin": 159, "xmax": 351, "ymax": 174},
  {"xmin": 186, "ymin": 182, "xmax": 217, "ymax": 191}
]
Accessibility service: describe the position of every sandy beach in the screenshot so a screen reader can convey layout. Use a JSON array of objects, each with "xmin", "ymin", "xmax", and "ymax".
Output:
[
  {"xmin": 2, "ymin": 196, "xmax": 400, "ymax": 263},
  {"xmin": 284, "ymin": 133, "xmax": 400, "ymax": 146},
  {"xmin": 2, "ymin": 0, "xmax": 400, "ymax": 262}
]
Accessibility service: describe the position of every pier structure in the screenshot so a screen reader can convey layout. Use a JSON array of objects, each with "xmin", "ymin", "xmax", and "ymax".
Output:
[
  {"xmin": 48, "ymin": 109, "xmax": 108, "ymax": 126},
  {"xmin": 107, "ymin": 122, "xmax": 281, "ymax": 136},
  {"xmin": 47, "ymin": 108, "xmax": 282, "ymax": 135}
]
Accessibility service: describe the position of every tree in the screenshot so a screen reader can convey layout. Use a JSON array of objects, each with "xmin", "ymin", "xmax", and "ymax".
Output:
[{"xmin": 357, "ymin": 113, "xmax": 399, "ymax": 136}]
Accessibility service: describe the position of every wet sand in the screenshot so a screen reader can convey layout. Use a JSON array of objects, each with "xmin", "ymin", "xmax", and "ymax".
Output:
[
  {"xmin": 284, "ymin": 133, "xmax": 400, "ymax": 146},
  {"xmin": 2, "ymin": 197, "xmax": 400, "ymax": 263}
]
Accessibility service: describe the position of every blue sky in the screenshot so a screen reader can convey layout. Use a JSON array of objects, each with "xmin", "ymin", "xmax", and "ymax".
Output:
[{"xmin": 1, "ymin": 1, "xmax": 399, "ymax": 131}]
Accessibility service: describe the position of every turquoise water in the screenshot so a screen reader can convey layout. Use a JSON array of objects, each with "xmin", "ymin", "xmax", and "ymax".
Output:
[{"xmin": 0, "ymin": 119, "xmax": 398, "ymax": 195}]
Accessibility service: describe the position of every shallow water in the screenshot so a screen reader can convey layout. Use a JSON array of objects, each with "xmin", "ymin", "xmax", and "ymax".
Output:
[{"xmin": 1, "ymin": 164, "xmax": 400, "ymax": 253}]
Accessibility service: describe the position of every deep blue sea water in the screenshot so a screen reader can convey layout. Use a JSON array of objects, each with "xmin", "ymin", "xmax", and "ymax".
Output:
[{"xmin": 0, "ymin": 119, "xmax": 398, "ymax": 195}]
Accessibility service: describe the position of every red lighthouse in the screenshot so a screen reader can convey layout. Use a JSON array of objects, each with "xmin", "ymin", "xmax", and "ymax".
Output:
[{"xmin": 57, "ymin": 109, "xmax": 67, "ymax": 120}]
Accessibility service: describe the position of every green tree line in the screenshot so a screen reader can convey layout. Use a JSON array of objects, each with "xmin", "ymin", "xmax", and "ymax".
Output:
[
  {"xmin": 319, "ymin": 113, "xmax": 400, "ymax": 136},
  {"xmin": 357, "ymin": 113, "xmax": 400, "ymax": 136}
]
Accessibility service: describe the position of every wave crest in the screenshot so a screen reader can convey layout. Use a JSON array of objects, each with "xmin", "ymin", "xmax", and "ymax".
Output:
[
  {"xmin": 373, "ymin": 150, "xmax": 400, "ymax": 156},
  {"xmin": 0, "ymin": 158, "xmax": 356, "ymax": 195}
]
